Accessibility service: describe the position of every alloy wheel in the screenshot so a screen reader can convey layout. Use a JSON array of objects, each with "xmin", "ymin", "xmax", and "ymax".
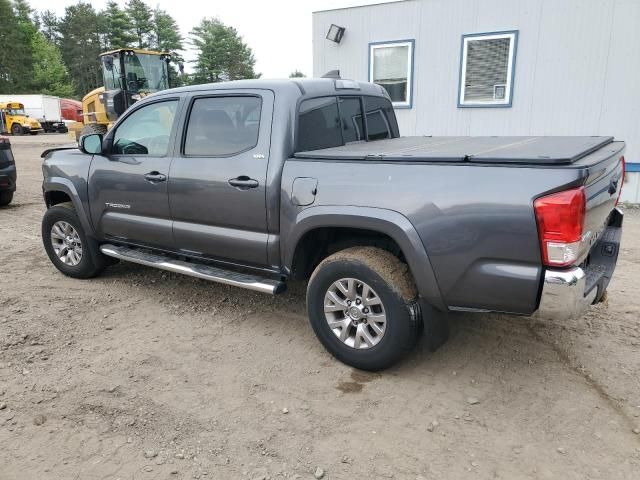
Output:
[{"xmin": 323, "ymin": 278, "xmax": 387, "ymax": 349}]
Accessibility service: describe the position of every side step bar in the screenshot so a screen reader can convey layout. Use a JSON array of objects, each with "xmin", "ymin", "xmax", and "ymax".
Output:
[{"xmin": 99, "ymin": 244, "xmax": 286, "ymax": 295}]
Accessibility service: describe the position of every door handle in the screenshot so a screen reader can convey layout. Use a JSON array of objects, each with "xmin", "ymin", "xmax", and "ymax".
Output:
[
  {"xmin": 144, "ymin": 171, "xmax": 167, "ymax": 183},
  {"xmin": 228, "ymin": 176, "xmax": 259, "ymax": 190}
]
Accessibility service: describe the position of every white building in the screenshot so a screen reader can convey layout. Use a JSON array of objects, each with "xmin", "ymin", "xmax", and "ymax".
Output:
[{"xmin": 313, "ymin": 0, "xmax": 640, "ymax": 203}]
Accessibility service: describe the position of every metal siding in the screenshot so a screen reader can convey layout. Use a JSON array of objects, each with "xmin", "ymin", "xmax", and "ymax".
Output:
[{"xmin": 313, "ymin": 0, "xmax": 640, "ymax": 202}]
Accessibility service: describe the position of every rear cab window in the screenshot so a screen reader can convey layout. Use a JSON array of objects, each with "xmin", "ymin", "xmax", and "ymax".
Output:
[
  {"xmin": 364, "ymin": 96, "xmax": 399, "ymax": 140},
  {"xmin": 296, "ymin": 95, "xmax": 398, "ymax": 151}
]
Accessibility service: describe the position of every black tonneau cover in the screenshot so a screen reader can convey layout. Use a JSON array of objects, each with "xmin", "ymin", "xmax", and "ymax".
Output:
[{"xmin": 294, "ymin": 136, "xmax": 614, "ymax": 165}]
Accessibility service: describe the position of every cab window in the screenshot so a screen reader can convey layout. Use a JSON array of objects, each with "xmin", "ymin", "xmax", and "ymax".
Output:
[
  {"xmin": 112, "ymin": 100, "xmax": 178, "ymax": 156},
  {"xmin": 338, "ymin": 97, "xmax": 365, "ymax": 144},
  {"xmin": 363, "ymin": 96, "xmax": 399, "ymax": 141},
  {"xmin": 296, "ymin": 95, "xmax": 397, "ymax": 151},
  {"xmin": 297, "ymin": 97, "xmax": 342, "ymax": 151},
  {"xmin": 183, "ymin": 96, "xmax": 262, "ymax": 156}
]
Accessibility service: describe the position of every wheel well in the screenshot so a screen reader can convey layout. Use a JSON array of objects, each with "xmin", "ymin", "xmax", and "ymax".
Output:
[
  {"xmin": 290, "ymin": 227, "xmax": 406, "ymax": 280},
  {"xmin": 45, "ymin": 190, "xmax": 72, "ymax": 208}
]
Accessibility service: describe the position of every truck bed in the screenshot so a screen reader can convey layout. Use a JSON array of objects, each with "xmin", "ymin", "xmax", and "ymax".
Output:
[{"xmin": 294, "ymin": 136, "xmax": 614, "ymax": 165}]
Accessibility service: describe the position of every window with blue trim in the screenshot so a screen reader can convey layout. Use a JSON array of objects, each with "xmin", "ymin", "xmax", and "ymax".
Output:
[
  {"xmin": 369, "ymin": 41, "xmax": 413, "ymax": 108},
  {"xmin": 459, "ymin": 31, "xmax": 518, "ymax": 107}
]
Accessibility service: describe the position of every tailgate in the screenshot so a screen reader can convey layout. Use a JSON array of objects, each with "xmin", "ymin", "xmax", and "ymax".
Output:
[
  {"xmin": 581, "ymin": 142, "xmax": 625, "ymax": 255},
  {"xmin": 580, "ymin": 143, "xmax": 625, "ymax": 296}
]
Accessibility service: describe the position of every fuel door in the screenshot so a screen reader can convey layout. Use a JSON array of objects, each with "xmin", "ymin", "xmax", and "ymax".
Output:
[{"xmin": 291, "ymin": 177, "xmax": 318, "ymax": 206}]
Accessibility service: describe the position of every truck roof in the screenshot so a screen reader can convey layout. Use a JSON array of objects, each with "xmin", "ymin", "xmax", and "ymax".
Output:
[
  {"xmin": 294, "ymin": 136, "xmax": 617, "ymax": 166},
  {"xmin": 154, "ymin": 78, "xmax": 389, "ymax": 100}
]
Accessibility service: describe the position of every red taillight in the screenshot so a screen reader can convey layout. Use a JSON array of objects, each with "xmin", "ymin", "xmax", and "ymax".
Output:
[
  {"xmin": 616, "ymin": 156, "xmax": 625, "ymax": 206},
  {"xmin": 534, "ymin": 186, "xmax": 586, "ymax": 267}
]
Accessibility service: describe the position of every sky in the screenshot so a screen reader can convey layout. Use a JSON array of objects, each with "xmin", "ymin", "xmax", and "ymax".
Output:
[{"xmin": 29, "ymin": 0, "xmax": 403, "ymax": 78}]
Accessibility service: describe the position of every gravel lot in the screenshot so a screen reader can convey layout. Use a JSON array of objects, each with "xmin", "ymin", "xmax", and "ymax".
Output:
[{"xmin": 1, "ymin": 134, "xmax": 639, "ymax": 480}]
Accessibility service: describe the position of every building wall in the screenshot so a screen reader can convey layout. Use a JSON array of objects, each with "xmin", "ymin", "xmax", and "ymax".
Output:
[{"xmin": 313, "ymin": 0, "xmax": 640, "ymax": 203}]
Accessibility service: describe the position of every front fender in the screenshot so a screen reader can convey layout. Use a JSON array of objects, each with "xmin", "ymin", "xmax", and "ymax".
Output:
[
  {"xmin": 284, "ymin": 205, "xmax": 446, "ymax": 311},
  {"xmin": 43, "ymin": 177, "xmax": 95, "ymax": 237}
]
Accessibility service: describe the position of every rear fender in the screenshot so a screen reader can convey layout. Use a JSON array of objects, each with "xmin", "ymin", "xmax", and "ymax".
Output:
[{"xmin": 285, "ymin": 205, "xmax": 446, "ymax": 311}]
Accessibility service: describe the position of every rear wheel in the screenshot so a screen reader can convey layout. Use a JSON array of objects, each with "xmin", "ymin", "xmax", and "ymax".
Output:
[
  {"xmin": 42, "ymin": 203, "xmax": 108, "ymax": 279},
  {"xmin": 11, "ymin": 124, "xmax": 22, "ymax": 135},
  {"xmin": 307, "ymin": 247, "xmax": 421, "ymax": 370},
  {"xmin": 0, "ymin": 191, "xmax": 13, "ymax": 206}
]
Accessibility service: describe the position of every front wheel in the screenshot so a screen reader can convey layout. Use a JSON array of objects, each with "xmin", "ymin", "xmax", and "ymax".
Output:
[
  {"xmin": 306, "ymin": 247, "xmax": 421, "ymax": 371},
  {"xmin": 42, "ymin": 204, "xmax": 107, "ymax": 279},
  {"xmin": 11, "ymin": 124, "xmax": 23, "ymax": 135}
]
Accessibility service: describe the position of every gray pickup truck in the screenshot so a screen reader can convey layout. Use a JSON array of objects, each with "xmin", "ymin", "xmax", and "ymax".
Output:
[{"xmin": 40, "ymin": 78, "xmax": 625, "ymax": 370}]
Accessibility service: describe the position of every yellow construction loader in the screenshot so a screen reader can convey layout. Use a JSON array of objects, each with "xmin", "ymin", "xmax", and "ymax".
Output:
[{"xmin": 72, "ymin": 49, "xmax": 171, "ymax": 139}]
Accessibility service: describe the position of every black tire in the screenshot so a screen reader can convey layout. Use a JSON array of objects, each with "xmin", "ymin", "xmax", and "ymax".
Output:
[
  {"xmin": 307, "ymin": 247, "xmax": 421, "ymax": 371},
  {"xmin": 0, "ymin": 191, "xmax": 13, "ymax": 206},
  {"xmin": 42, "ymin": 203, "xmax": 108, "ymax": 279},
  {"xmin": 11, "ymin": 123, "xmax": 23, "ymax": 136}
]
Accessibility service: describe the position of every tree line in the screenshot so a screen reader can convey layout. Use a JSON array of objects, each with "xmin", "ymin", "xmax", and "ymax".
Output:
[{"xmin": 0, "ymin": 0, "xmax": 260, "ymax": 99}]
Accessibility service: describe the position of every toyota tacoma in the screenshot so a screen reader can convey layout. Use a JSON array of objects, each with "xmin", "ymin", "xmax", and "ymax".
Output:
[{"xmin": 40, "ymin": 78, "xmax": 625, "ymax": 370}]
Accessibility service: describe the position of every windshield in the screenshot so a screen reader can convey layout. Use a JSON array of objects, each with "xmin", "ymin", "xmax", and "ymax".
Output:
[
  {"xmin": 6, "ymin": 108, "xmax": 26, "ymax": 116},
  {"xmin": 124, "ymin": 53, "xmax": 169, "ymax": 93},
  {"xmin": 102, "ymin": 53, "xmax": 169, "ymax": 93}
]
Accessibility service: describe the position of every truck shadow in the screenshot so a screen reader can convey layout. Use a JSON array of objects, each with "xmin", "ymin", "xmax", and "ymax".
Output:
[{"xmin": 101, "ymin": 261, "xmax": 550, "ymax": 375}]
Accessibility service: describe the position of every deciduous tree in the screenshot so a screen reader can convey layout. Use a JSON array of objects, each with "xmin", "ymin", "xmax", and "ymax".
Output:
[{"xmin": 31, "ymin": 31, "xmax": 74, "ymax": 97}]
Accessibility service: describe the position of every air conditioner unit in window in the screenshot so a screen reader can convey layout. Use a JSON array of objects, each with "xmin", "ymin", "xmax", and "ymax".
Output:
[{"xmin": 494, "ymin": 84, "xmax": 506, "ymax": 100}]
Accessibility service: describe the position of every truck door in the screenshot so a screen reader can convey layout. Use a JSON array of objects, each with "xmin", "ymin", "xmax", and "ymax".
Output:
[
  {"xmin": 88, "ymin": 97, "xmax": 181, "ymax": 248},
  {"xmin": 168, "ymin": 90, "xmax": 273, "ymax": 267}
]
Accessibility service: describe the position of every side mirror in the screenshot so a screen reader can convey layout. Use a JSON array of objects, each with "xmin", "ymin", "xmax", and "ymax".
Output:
[{"xmin": 79, "ymin": 133, "xmax": 103, "ymax": 155}]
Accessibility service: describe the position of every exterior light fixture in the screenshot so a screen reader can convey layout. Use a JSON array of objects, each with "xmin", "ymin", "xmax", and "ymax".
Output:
[{"xmin": 326, "ymin": 24, "xmax": 345, "ymax": 43}]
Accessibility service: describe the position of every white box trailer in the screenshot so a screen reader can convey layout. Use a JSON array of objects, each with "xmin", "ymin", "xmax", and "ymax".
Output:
[{"xmin": 0, "ymin": 94, "xmax": 67, "ymax": 133}]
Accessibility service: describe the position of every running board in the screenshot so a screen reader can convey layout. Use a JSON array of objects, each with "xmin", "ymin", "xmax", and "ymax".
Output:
[{"xmin": 99, "ymin": 244, "xmax": 286, "ymax": 295}]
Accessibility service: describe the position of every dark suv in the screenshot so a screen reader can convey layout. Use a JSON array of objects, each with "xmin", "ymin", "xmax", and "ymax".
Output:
[{"xmin": 0, "ymin": 136, "xmax": 16, "ymax": 206}]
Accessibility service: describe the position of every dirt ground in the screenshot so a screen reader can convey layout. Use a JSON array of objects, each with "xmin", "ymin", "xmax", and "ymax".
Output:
[{"xmin": 1, "ymin": 134, "xmax": 639, "ymax": 480}]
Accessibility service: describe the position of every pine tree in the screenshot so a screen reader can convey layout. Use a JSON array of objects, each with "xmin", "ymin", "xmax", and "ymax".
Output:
[
  {"xmin": 0, "ymin": 0, "xmax": 36, "ymax": 92},
  {"xmin": 126, "ymin": 0, "xmax": 153, "ymax": 49},
  {"xmin": 0, "ymin": 0, "xmax": 28, "ymax": 93},
  {"xmin": 189, "ymin": 18, "xmax": 259, "ymax": 84},
  {"xmin": 151, "ymin": 8, "xmax": 184, "ymax": 88},
  {"xmin": 102, "ymin": 0, "xmax": 136, "ymax": 49},
  {"xmin": 39, "ymin": 10, "xmax": 59, "ymax": 43},
  {"xmin": 151, "ymin": 7, "xmax": 183, "ymax": 53},
  {"xmin": 58, "ymin": 2, "xmax": 103, "ymax": 97}
]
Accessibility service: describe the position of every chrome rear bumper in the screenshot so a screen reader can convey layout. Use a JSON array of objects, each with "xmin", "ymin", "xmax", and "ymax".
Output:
[
  {"xmin": 535, "ymin": 267, "xmax": 597, "ymax": 321},
  {"xmin": 536, "ymin": 208, "xmax": 622, "ymax": 321}
]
